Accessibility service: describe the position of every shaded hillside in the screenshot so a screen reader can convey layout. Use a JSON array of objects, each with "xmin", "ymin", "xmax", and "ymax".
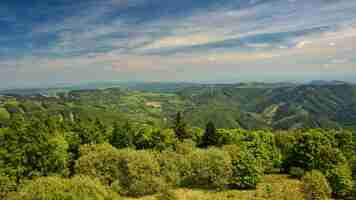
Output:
[{"xmin": 1, "ymin": 82, "xmax": 356, "ymax": 130}]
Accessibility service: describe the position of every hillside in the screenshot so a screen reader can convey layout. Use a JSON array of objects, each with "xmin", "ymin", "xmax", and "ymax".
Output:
[{"xmin": 1, "ymin": 82, "xmax": 356, "ymax": 130}]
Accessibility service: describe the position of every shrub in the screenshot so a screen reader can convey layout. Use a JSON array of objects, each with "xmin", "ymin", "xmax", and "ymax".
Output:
[
  {"xmin": 183, "ymin": 148, "xmax": 232, "ymax": 189},
  {"xmin": 289, "ymin": 167, "xmax": 305, "ymax": 179},
  {"xmin": 326, "ymin": 164, "xmax": 353, "ymax": 199},
  {"xmin": 0, "ymin": 121, "xmax": 69, "ymax": 179},
  {"xmin": 240, "ymin": 131, "xmax": 280, "ymax": 173},
  {"xmin": 174, "ymin": 139, "xmax": 196, "ymax": 155},
  {"xmin": 223, "ymin": 145, "xmax": 263, "ymax": 189},
  {"xmin": 7, "ymin": 175, "xmax": 120, "ymax": 200},
  {"xmin": 303, "ymin": 170, "xmax": 331, "ymax": 200},
  {"xmin": 156, "ymin": 186, "xmax": 177, "ymax": 200},
  {"xmin": 117, "ymin": 149, "xmax": 163, "ymax": 196},
  {"xmin": 156, "ymin": 151, "xmax": 187, "ymax": 187},
  {"xmin": 75, "ymin": 143, "xmax": 121, "ymax": 185},
  {"xmin": 283, "ymin": 130, "xmax": 346, "ymax": 172},
  {"xmin": 75, "ymin": 144, "xmax": 164, "ymax": 196},
  {"xmin": 0, "ymin": 175, "xmax": 17, "ymax": 199}
]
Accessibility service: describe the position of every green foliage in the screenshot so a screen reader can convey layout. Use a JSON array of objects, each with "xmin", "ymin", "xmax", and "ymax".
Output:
[
  {"xmin": 183, "ymin": 148, "xmax": 232, "ymax": 189},
  {"xmin": 7, "ymin": 175, "xmax": 120, "ymax": 200},
  {"xmin": 156, "ymin": 151, "xmax": 186, "ymax": 186},
  {"xmin": 200, "ymin": 121, "xmax": 219, "ymax": 147},
  {"xmin": 334, "ymin": 130, "xmax": 354, "ymax": 160},
  {"xmin": 240, "ymin": 131, "xmax": 281, "ymax": 173},
  {"xmin": 156, "ymin": 187, "xmax": 177, "ymax": 200},
  {"xmin": 282, "ymin": 130, "xmax": 346, "ymax": 172},
  {"xmin": 223, "ymin": 145, "xmax": 263, "ymax": 189},
  {"xmin": 72, "ymin": 118, "xmax": 107, "ymax": 145},
  {"xmin": 326, "ymin": 164, "xmax": 353, "ymax": 199},
  {"xmin": 0, "ymin": 107, "xmax": 10, "ymax": 125},
  {"xmin": 173, "ymin": 112, "xmax": 190, "ymax": 141},
  {"xmin": 116, "ymin": 149, "xmax": 163, "ymax": 196},
  {"xmin": 0, "ymin": 118, "xmax": 69, "ymax": 180},
  {"xmin": 289, "ymin": 167, "xmax": 305, "ymax": 179},
  {"xmin": 75, "ymin": 143, "xmax": 121, "ymax": 185},
  {"xmin": 110, "ymin": 122, "xmax": 134, "ymax": 149},
  {"xmin": 0, "ymin": 175, "xmax": 17, "ymax": 199},
  {"xmin": 174, "ymin": 139, "xmax": 196, "ymax": 155},
  {"xmin": 76, "ymin": 144, "xmax": 163, "ymax": 197},
  {"xmin": 302, "ymin": 170, "xmax": 331, "ymax": 200}
]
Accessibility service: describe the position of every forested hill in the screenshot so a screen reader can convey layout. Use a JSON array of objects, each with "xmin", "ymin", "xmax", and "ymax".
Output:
[{"xmin": 1, "ymin": 82, "xmax": 356, "ymax": 130}]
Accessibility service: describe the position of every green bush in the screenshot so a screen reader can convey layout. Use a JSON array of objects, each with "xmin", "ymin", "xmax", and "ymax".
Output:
[
  {"xmin": 326, "ymin": 164, "xmax": 353, "ymax": 199},
  {"xmin": 75, "ymin": 143, "xmax": 122, "ymax": 185},
  {"xmin": 183, "ymin": 148, "xmax": 232, "ymax": 189},
  {"xmin": 289, "ymin": 167, "xmax": 305, "ymax": 179},
  {"xmin": 7, "ymin": 175, "xmax": 120, "ymax": 200},
  {"xmin": 303, "ymin": 170, "xmax": 331, "ymax": 200},
  {"xmin": 0, "ymin": 175, "xmax": 17, "ymax": 199},
  {"xmin": 76, "ymin": 144, "xmax": 163, "ymax": 196},
  {"xmin": 0, "ymin": 121, "xmax": 69, "ymax": 179},
  {"xmin": 283, "ymin": 131, "xmax": 346, "ymax": 172},
  {"xmin": 223, "ymin": 145, "xmax": 263, "ymax": 189},
  {"xmin": 174, "ymin": 139, "xmax": 196, "ymax": 155},
  {"xmin": 240, "ymin": 131, "xmax": 281, "ymax": 173},
  {"xmin": 156, "ymin": 186, "xmax": 177, "ymax": 200},
  {"xmin": 117, "ymin": 149, "xmax": 163, "ymax": 196},
  {"xmin": 156, "ymin": 151, "xmax": 188, "ymax": 187}
]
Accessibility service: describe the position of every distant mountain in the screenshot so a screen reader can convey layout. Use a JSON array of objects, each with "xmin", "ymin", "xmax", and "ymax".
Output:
[
  {"xmin": 308, "ymin": 80, "xmax": 348, "ymax": 86},
  {"xmin": 1, "ymin": 82, "xmax": 355, "ymax": 130}
]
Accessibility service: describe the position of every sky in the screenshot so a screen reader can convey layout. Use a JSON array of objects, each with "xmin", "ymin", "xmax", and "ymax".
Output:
[{"xmin": 1, "ymin": 0, "xmax": 356, "ymax": 88}]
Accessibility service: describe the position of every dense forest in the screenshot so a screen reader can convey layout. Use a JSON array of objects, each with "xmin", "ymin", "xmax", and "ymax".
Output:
[{"xmin": 0, "ymin": 83, "xmax": 355, "ymax": 199}]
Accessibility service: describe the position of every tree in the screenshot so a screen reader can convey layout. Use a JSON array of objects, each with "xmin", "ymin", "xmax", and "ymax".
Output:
[
  {"xmin": 303, "ymin": 170, "xmax": 331, "ymax": 200},
  {"xmin": 223, "ymin": 145, "xmax": 263, "ymax": 189},
  {"xmin": 0, "ymin": 118, "xmax": 69, "ymax": 181},
  {"xmin": 201, "ymin": 121, "xmax": 219, "ymax": 147},
  {"xmin": 110, "ymin": 122, "xmax": 134, "ymax": 149},
  {"xmin": 173, "ymin": 112, "xmax": 190, "ymax": 141},
  {"xmin": 184, "ymin": 148, "xmax": 232, "ymax": 189}
]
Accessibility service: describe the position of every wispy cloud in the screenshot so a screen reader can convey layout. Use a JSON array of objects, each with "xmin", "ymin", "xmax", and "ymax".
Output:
[{"xmin": 1, "ymin": 0, "xmax": 356, "ymax": 87}]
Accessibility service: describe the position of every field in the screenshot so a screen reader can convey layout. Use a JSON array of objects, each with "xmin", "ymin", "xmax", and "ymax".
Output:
[{"xmin": 124, "ymin": 174, "xmax": 305, "ymax": 200}]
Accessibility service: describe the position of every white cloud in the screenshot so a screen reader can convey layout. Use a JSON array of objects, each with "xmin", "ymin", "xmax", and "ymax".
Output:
[{"xmin": 296, "ymin": 41, "xmax": 312, "ymax": 49}]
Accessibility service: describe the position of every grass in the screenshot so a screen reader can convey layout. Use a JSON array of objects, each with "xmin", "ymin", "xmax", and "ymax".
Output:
[{"xmin": 122, "ymin": 174, "xmax": 305, "ymax": 200}]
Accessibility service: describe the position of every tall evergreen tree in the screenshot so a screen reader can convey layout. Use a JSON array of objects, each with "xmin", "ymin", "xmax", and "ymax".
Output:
[
  {"xmin": 201, "ymin": 121, "xmax": 219, "ymax": 147},
  {"xmin": 173, "ymin": 112, "xmax": 190, "ymax": 141},
  {"xmin": 110, "ymin": 121, "xmax": 134, "ymax": 149}
]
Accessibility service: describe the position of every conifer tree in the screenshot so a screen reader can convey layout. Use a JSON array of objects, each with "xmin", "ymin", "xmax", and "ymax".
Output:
[{"xmin": 201, "ymin": 121, "xmax": 219, "ymax": 147}]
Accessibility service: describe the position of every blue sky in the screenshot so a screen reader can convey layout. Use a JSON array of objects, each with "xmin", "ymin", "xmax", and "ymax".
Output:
[{"xmin": 1, "ymin": 0, "xmax": 356, "ymax": 88}]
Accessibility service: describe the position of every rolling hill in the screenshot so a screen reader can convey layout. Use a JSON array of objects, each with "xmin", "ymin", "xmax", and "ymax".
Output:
[{"xmin": 1, "ymin": 82, "xmax": 356, "ymax": 130}]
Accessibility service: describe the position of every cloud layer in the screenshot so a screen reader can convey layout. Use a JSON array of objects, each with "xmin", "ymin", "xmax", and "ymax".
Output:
[{"xmin": 0, "ymin": 0, "xmax": 356, "ymax": 88}]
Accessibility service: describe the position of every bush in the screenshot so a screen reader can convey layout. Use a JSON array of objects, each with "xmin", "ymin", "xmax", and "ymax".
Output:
[
  {"xmin": 183, "ymin": 148, "xmax": 232, "ymax": 189},
  {"xmin": 156, "ymin": 151, "xmax": 188, "ymax": 187},
  {"xmin": 75, "ymin": 144, "xmax": 164, "ymax": 196},
  {"xmin": 174, "ymin": 139, "xmax": 196, "ymax": 155},
  {"xmin": 75, "ymin": 143, "xmax": 122, "ymax": 185},
  {"xmin": 283, "ymin": 131, "xmax": 346, "ymax": 172},
  {"xmin": 240, "ymin": 131, "xmax": 281, "ymax": 173},
  {"xmin": 117, "ymin": 149, "xmax": 163, "ymax": 196},
  {"xmin": 289, "ymin": 167, "xmax": 305, "ymax": 179},
  {"xmin": 0, "ymin": 175, "xmax": 17, "ymax": 199},
  {"xmin": 303, "ymin": 170, "xmax": 331, "ymax": 200},
  {"xmin": 223, "ymin": 145, "xmax": 263, "ymax": 189},
  {"xmin": 0, "ymin": 121, "xmax": 69, "ymax": 179},
  {"xmin": 326, "ymin": 164, "xmax": 353, "ymax": 199},
  {"xmin": 7, "ymin": 175, "xmax": 120, "ymax": 200},
  {"xmin": 156, "ymin": 186, "xmax": 177, "ymax": 200}
]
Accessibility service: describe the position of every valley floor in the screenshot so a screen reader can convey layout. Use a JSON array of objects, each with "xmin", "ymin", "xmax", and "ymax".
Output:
[{"xmin": 123, "ymin": 174, "xmax": 305, "ymax": 200}]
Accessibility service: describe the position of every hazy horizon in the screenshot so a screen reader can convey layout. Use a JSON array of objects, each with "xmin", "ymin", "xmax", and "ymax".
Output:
[{"xmin": 1, "ymin": 0, "xmax": 356, "ymax": 88}]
